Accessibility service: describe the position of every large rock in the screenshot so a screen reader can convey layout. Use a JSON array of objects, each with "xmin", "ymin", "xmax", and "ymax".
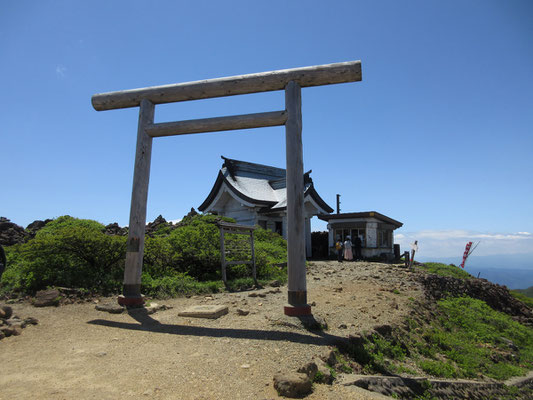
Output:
[
  {"xmin": 34, "ymin": 289, "xmax": 61, "ymax": 307},
  {"xmin": 297, "ymin": 361, "xmax": 318, "ymax": 382},
  {"xmin": 0, "ymin": 217, "xmax": 28, "ymax": 246},
  {"xmin": 0, "ymin": 305, "xmax": 13, "ymax": 319},
  {"xmin": 273, "ymin": 372, "xmax": 312, "ymax": 398},
  {"xmin": 26, "ymin": 219, "xmax": 52, "ymax": 238},
  {"xmin": 178, "ymin": 305, "xmax": 228, "ymax": 319},
  {"xmin": 104, "ymin": 222, "xmax": 128, "ymax": 236},
  {"xmin": 95, "ymin": 303, "xmax": 125, "ymax": 314}
]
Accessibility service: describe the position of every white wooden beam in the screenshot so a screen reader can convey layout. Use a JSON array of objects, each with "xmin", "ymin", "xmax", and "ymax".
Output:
[
  {"xmin": 284, "ymin": 80, "xmax": 309, "ymax": 315},
  {"xmin": 92, "ymin": 61, "xmax": 362, "ymax": 111},
  {"xmin": 120, "ymin": 99, "xmax": 154, "ymax": 306},
  {"xmin": 146, "ymin": 111, "xmax": 287, "ymax": 137}
]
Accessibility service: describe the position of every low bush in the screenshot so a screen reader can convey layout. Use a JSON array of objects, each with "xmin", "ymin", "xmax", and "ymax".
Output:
[
  {"xmin": 1, "ymin": 213, "xmax": 288, "ymax": 298},
  {"xmin": 1, "ymin": 216, "xmax": 125, "ymax": 295},
  {"xmin": 417, "ymin": 262, "xmax": 472, "ymax": 280}
]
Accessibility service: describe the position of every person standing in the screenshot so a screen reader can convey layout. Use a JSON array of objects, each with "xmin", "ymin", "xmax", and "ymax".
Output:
[
  {"xmin": 344, "ymin": 236, "xmax": 353, "ymax": 261},
  {"xmin": 335, "ymin": 237, "xmax": 344, "ymax": 262},
  {"xmin": 354, "ymin": 235, "xmax": 362, "ymax": 260}
]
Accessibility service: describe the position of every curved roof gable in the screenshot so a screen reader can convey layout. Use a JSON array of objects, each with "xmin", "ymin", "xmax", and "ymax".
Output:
[{"xmin": 198, "ymin": 156, "xmax": 333, "ymax": 214}]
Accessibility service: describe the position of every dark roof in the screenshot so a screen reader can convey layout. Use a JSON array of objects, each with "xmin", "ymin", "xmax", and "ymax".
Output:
[
  {"xmin": 199, "ymin": 156, "xmax": 333, "ymax": 213},
  {"xmin": 317, "ymin": 211, "xmax": 403, "ymax": 228}
]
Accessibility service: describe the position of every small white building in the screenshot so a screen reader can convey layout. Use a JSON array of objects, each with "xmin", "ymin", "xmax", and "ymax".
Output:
[
  {"xmin": 318, "ymin": 212, "xmax": 403, "ymax": 259},
  {"xmin": 199, "ymin": 157, "xmax": 333, "ymax": 257}
]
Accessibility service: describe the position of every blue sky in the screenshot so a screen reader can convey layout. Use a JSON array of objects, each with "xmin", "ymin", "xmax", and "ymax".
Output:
[{"xmin": 2, "ymin": 0, "xmax": 532, "ymax": 259}]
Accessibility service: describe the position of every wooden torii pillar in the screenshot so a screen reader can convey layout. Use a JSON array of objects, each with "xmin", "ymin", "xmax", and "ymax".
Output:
[{"xmin": 92, "ymin": 61, "xmax": 362, "ymax": 315}]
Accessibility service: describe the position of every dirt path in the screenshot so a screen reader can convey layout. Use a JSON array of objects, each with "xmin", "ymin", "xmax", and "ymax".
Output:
[{"xmin": 0, "ymin": 261, "xmax": 422, "ymax": 399}]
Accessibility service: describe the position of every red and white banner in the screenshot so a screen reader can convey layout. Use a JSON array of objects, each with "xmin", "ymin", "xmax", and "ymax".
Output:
[{"xmin": 460, "ymin": 241, "xmax": 473, "ymax": 268}]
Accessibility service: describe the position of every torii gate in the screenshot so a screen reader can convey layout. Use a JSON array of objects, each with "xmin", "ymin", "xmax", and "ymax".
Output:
[{"xmin": 91, "ymin": 60, "xmax": 362, "ymax": 316}]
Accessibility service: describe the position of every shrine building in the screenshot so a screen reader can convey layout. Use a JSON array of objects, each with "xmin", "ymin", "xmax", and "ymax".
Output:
[{"xmin": 198, "ymin": 156, "xmax": 333, "ymax": 257}]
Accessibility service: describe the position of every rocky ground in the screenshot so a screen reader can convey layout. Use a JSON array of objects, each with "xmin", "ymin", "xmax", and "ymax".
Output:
[
  {"xmin": 0, "ymin": 260, "xmax": 531, "ymax": 399},
  {"xmin": 0, "ymin": 261, "xmax": 419, "ymax": 399}
]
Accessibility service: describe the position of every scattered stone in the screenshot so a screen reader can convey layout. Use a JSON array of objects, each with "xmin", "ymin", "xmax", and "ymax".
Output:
[
  {"xmin": 33, "ymin": 289, "xmax": 61, "ymax": 307},
  {"xmin": 178, "ymin": 305, "xmax": 228, "ymax": 319},
  {"xmin": 269, "ymin": 280, "xmax": 281, "ymax": 287},
  {"xmin": 11, "ymin": 326, "xmax": 22, "ymax": 336},
  {"xmin": 321, "ymin": 349, "xmax": 337, "ymax": 367},
  {"xmin": 1, "ymin": 305, "xmax": 13, "ymax": 319},
  {"xmin": 95, "ymin": 303, "xmax": 125, "ymax": 314},
  {"xmin": 236, "ymin": 308, "xmax": 250, "ymax": 316},
  {"xmin": 248, "ymin": 292, "xmax": 266, "ymax": 298},
  {"xmin": 273, "ymin": 372, "xmax": 312, "ymax": 398},
  {"xmin": 0, "ymin": 325, "xmax": 15, "ymax": 337},
  {"xmin": 338, "ymin": 323, "xmax": 347, "ymax": 329},
  {"xmin": 24, "ymin": 317, "xmax": 39, "ymax": 325},
  {"xmin": 297, "ymin": 361, "xmax": 318, "ymax": 381},
  {"xmin": 6, "ymin": 318, "xmax": 26, "ymax": 329},
  {"xmin": 374, "ymin": 324, "xmax": 393, "ymax": 337},
  {"xmin": 240, "ymin": 364, "xmax": 250, "ymax": 369},
  {"xmin": 314, "ymin": 358, "xmax": 335, "ymax": 384},
  {"xmin": 143, "ymin": 303, "xmax": 171, "ymax": 315}
]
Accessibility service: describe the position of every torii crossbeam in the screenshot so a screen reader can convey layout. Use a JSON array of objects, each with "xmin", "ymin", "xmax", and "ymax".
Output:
[{"xmin": 92, "ymin": 60, "xmax": 362, "ymax": 316}]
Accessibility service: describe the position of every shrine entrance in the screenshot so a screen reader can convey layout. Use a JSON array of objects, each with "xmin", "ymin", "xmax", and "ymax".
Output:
[{"xmin": 91, "ymin": 60, "xmax": 362, "ymax": 315}]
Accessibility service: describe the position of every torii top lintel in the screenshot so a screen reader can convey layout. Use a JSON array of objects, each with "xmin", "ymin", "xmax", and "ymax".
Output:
[{"xmin": 91, "ymin": 60, "xmax": 362, "ymax": 111}]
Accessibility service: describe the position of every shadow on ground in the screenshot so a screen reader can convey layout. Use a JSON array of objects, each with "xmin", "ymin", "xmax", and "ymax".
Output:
[{"xmin": 87, "ymin": 308, "xmax": 343, "ymax": 346}]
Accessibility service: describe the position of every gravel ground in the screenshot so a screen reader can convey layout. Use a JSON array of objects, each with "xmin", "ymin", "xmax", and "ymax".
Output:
[{"xmin": 0, "ymin": 261, "xmax": 422, "ymax": 399}]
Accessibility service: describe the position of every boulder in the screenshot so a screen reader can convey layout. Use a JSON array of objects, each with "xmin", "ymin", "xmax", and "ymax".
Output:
[
  {"xmin": 314, "ymin": 359, "xmax": 335, "ymax": 384},
  {"xmin": 297, "ymin": 361, "xmax": 318, "ymax": 382},
  {"xmin": 321, "ymin": 348, "xmax": 337, "ymax": 367},
  {"xmin": 24, "ymin": 317, "xmax": 39, "ymax": 325},
  {"xmin": 25, "ymin": 219, "xmax": 52, "ymax": 238},
  {"xmin": 1, "ymin": 305, "xmax": 13, "ymax": 319},
  {"xmin": 34, "ymin": 289, "xmax": 61, "ymax": 307},
  {"xmin": 104, "ymin": 222, "xmax": 128, "ymax": 236},
  {"xmin": 0, "ymin": 217, "xmax": 28, "ymax": 246},
  {"xmin": 95, "ymin": 303, "xmax": 125, "ymax": 314},
  {"xmin": 273, "ymin": 372, "xmax": 312, "ymax": 398}
]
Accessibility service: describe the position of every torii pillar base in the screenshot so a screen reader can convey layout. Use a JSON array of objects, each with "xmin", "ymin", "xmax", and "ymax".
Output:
[
  {"xmin": 284, "ymin": 290, "xmax": 312, "ymax": 316},
  {"xmin": 284, "ymin": 304, "xmax": 312, "ymax": 316},
  {"xmin": 118, "ymin": 295, "xmax": 145, "ymax": 307},
  {"xmin": 118, "ymin": 286, "xmax": 145, "ymax": 306}
]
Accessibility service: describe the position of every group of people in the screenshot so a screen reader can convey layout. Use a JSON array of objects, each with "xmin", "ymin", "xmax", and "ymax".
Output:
[{"xmin": 335, "ymin": 235, "xmax": 362, "ymax": 262}]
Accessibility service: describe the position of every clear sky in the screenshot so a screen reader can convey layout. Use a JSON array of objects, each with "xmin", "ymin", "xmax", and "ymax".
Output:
[{"xmin": 2, "ymin": 0, "xmax": 532, "ymax": 259}]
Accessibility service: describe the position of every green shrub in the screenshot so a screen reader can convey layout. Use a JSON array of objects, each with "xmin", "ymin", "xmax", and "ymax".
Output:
[
  {"xmin": 1, "ymin": 213, "xmax": 288, "ymax": 297},
  {"xmin": 417, "ymin": 262, "xmax": 472, "ymax": 280},
  {"xmin": 417, "ymin": 296, "xmax": 533, "ymax": 380},
  {"xmin": 1, "ymin": 216, "xmax": 125, "ymax": 294},
  {"xmin": 419, "ymin": 360, "xmax": 457, "ymax": 378}
]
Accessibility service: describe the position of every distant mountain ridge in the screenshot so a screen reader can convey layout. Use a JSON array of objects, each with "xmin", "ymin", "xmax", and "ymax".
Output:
[{"xmin": 515, "ymin": 286, "xmax": 533, "ymax": 298}]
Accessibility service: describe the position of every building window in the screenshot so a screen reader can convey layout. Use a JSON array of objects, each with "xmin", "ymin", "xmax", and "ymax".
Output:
[
  {"xmin": 378, "ymin": 230, "xmax": 391, "ymax": 248},
  {"xmin": 335, "ymin": 228, "xmax": 365, "ymax": 247}
]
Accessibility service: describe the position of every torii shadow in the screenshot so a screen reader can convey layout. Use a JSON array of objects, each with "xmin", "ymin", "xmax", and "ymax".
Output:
[{"xmin": 87, "ymin": 308, "xmax": 344, "ymax": 347}]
